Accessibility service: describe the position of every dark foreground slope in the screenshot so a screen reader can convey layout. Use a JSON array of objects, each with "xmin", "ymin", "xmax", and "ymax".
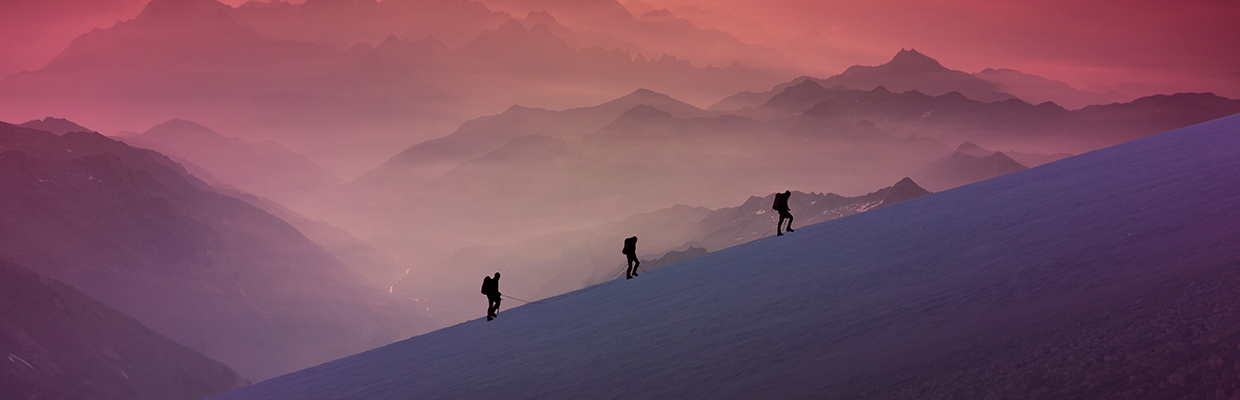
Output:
[
  {"xmin": 0, "ymin": 123, "xmax": 437, "ymax": 382},
  {"xmin": 0, "ymin": 259, "xmax": 247, "ymax": 400},
  {"xmin": 215, "ymin": 113, "xmax": 1240, "ymax": 399}
]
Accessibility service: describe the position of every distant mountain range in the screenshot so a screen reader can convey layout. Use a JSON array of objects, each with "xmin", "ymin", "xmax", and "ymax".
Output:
[
  {"xmin": 17, "ymin": 116, "xmax": 95, "ymax": 136},
  {"xmin": 710, "ymin": 49, "xmax": 1014, "ymax": 109},
  {"xmin": 0, "ymin": 258, "xmax": 247, "ymax": 400},
  {"xmin": 0, "ymin": 122, "xmax": 437, "ymax": 382},
  {"xmin": 122, "ymin": 119, "xmax": 342, "ymax": 215},
  {"xmin": 711, "ymin": 49, "xmax": 1221, "ymax": 114},
  {"xmin": 916, "ymin": 143, "xmax": 1029, "ymax": 192},
  {"xmin": 0, "ymin": 0, "xmax": 781, "ymax": 176},
  {"xmin": 355, "ymin": 88, "xmax": 711, "ymax": 189},
  {"xmin": 735, "ymin": 77, "xmax": 1240, "ymax": 151},
  {"xmin": 973, "ymin": 68, "xmax": 1132, "ymax": 109}
]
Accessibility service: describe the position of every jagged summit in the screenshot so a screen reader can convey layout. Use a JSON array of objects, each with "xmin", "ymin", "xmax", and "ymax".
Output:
[
  {"xmin": 886, "ymin": 48, "xmax": 944, "ymax": 70},
  {"xmin": 17, "ymin": 117, "xmax": 94, "ymax": 136},
  {"xmin": 956, "ymin": 141, "xmax": 984, "ymax": 151},
  {"xmin": 135, "ymin": 0, "xmax": 235, "ymax": 23},
  {"xmin": 954, "ymin": 141, "xmax": 993, "ymax": 157},
  {"xmin": 880, "ymin": 177, "xmax": 932, "ymax": 206},
  {"xmin": 618, "ymin": 104, "xmax": 674, "ymax": 119},
  {"xmin": 523, "ymin": 10, "xmax": 562, "ymax": 26},
  {"xmin": 140, "ymin": 119, "xmax": 220, "ymax": 140},
  {"xmin": 598, "ymin": 88, "xmax": 707, "ymax": 118}
]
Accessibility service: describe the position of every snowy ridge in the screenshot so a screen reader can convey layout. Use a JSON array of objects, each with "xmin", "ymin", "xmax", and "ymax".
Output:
[{"xmin": 216, "ymin": 114, "xmax": 1240, "ymax": 399}]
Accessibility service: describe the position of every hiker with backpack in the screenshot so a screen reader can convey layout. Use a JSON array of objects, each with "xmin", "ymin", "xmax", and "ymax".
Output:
[
  {"xmin": 774, "ymin": 190, "xmax": 794, "ymax": 236},
  {"xmin": 481, "ymin": 272, "xmax": 502, "ymax": 321},
  {"xmin": 622, "ymin": 236, "xmax": 640, "ymax": 279}
]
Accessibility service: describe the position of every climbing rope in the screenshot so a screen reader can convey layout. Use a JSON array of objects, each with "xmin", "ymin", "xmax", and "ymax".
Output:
[
  {"xmin": 502, "ymin": 262, "xmax": 630, "ymax": 305},
  {"xmin": 737, "ymin": 225, "xmax": 777, "ymax": 248}
]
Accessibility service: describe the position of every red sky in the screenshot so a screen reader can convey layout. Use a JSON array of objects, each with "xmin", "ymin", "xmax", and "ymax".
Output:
[
  {"xmin": 1, "ymin": 0, "xmax": 1237, "ymax": 97},
  {"xmin": 634, "ymin": 0, "xmax": 1240, "ymax": 96}
]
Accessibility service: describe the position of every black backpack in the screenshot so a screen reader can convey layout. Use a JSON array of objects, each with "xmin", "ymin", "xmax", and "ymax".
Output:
[
  {"xmin": 622, "ymin": 236, "xmax": 637, "ymax": 254},
  {"xmin": 480, "ymin": 276, "xmax": 492, "ymax": 294}
]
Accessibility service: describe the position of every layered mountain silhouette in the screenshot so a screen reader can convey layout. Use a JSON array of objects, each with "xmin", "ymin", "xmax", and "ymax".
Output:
[
  {"xmin": 0, "ymin": 258, "xmax": 247, "ymax": 400},
  {"xmin": 0, "ymin": 0, "xmax": 779, "ymax": 176},
  {"xmin": 744, "ymin": 78, "xmax": 1240, "ymax": 151},
  {"xmin": 356, "ymin": 88, "xmax": 711, "ymax": 188},
  {"xmin": 230, "ymin": 0, "xmax": 510, "ymax": 49},
  {"xmin": 122, "ymin": 119, "xmax": 341, "ymax": 215},
  {"xmin": 711, "ymin": 49, "xmax": 1017, "ymax": 109},
  {"xmin": 709, "ymin": 49, "xmax": 1217, "ymax": 115},
  {"xmin": 0, "ymin": 122, "xmax": 437, "ymax": 381},
  {"xmin": 218, "ymin": 187, "xmax": 409, "ymax": 289},
  {"xmin": 0, "ymin": 0, "xmax": 145, "ymax": 77},
  {"xmin": 973, "ymin": 68, "xmax": 1132, "ymax": 109},
  {"xmin": 17, "ymin": 117, "xmax": 95, "ymax": 136},
  {"xmin": 916, "ymin": 143, "xmax": 1029, "ymax": 192},
  {"xmin": 823, "ymin": 49, "xmax": 1016, "ymax": 103},
  {"xmin": 480, "ymin": 0, "xmax": 793, "ymax": 72}
]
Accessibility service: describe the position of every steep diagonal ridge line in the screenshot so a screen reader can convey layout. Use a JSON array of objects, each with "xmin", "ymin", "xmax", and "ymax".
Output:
[{"xmin": 215, "ymin": 114, "xmax": 1240, "ymax": 400}]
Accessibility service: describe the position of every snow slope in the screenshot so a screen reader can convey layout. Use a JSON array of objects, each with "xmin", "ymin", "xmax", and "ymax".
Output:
[{"xmin": 215, "ymin": 113, "xmax": 1240, "ymax": 399}]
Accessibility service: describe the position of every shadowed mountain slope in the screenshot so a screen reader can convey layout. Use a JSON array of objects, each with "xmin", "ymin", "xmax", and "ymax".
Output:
[
  {"xmin": 214, "ymin": 113, "xmax": 1240, "ymax": 399},
  {"xmin": 0, "ymin": 122, "xmax": 437, "ymax": 382},
  {"xmin": 0, "ymin": 258, "xmax": 247, "ymax": 400},
  {"xmin": 123, "ymin": 119, "xmax": 342, "ymax": 214},
  {"xmin": 17, "ymin": 117, "xmax": 95, "ymax": 136}
]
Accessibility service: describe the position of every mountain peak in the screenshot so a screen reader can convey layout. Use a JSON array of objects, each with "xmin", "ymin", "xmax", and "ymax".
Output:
[
  {"xmin": 135, "ymin": 0, "xmax": 234, "ymax": 22},
  {"xmin": 497, "ymin": 19, "xmax": 528, "ymax": 34},
  {"xmin": 620, "ymin": 88, "xmax": 670, "ymax": 101},
  {"xmin": 18, "ymin": 117, "xmax": 94, "ymax": 136},
  {"xmin": 640, "ymin": 8, "xmax": 677, "ymax": 20},
  {"xmin": 140, "ymin": 119, "xmax": 221, "ymax": 140},
  {"xmin": 880, "ymin": 177, "xmax": 931, "ymax": 206},
  {"xmin": 887, "ymin": 48, "xmax": 943, "ymax": 70},
  {"xmin": 620, "ymin": 104, "xmax": 674, "ymax": 119},
  {"xmin": 523, "ymin": 10, "xmax": 563, "ymax": 28}
]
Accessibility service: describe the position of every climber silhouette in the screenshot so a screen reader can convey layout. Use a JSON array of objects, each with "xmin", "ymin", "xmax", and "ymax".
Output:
[
  {"xmin": 481, "ymin": 272, "xmax": 502, "ymax": 321},
  {"xmin": 774, "ymin": 190, "xmax": 794, "ymax": 236},
  {"xmin": 622, "ymin": 236, "xmax": 640, "ymax": 279}
]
